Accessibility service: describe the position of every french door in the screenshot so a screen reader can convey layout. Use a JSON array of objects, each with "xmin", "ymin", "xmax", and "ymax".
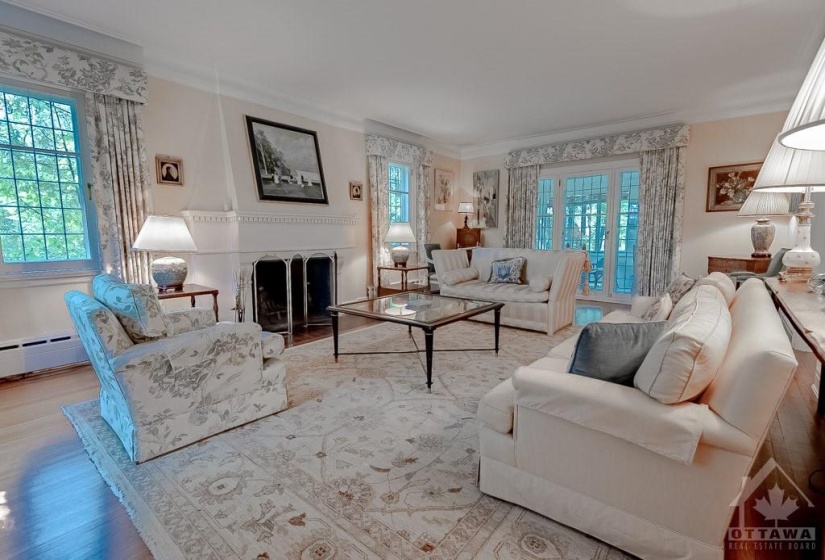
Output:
[{"xmin": 534, "ymin": 160, "xmax": 640, "ymax": 302}]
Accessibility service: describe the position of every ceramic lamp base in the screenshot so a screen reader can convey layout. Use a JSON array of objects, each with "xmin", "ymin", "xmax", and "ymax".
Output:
[
  {"xmin": 750, "ymin": 218, "xmax": 775, "ymax": 258},
  {"xmin": 391, "ymin": 246, "xmax": 410, "ymax": 267},
  {"xmin": 151, "ymin": 255, "xmax": 188, "ymax": 291}
]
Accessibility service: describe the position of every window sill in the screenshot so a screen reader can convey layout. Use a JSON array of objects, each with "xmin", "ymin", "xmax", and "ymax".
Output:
[{"xmin": 0, "ymin": 269, "xmax": 99, "ymax": 289}]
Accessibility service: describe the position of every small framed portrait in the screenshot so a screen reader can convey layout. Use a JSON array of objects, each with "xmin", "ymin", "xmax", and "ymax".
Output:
[
  {"xmin": 349, "ymin": 181, "xmax": 363, "ymax": 200},
  {"xmin": 156, "ymin": 155, "xmax": 184, "ymax": 186},
  {"xmin": 707, "ymin": 162, "xmax": 762, "ymax": 212}
]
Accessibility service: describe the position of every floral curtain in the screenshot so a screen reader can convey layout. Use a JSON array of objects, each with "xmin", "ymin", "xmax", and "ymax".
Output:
[
  {"xmin": 504, "ymin": 165, "xmax": 539, "ymax": 248},
  {"xmin": 86, "ymin": 93, "xmax": 153, "ymax": 284},
  {"xmin": 636, "ymin": 147, "xmax": 687, "ymax": 296},
  {"xmin": 365, "ymin": 135, "xmax": 433, "ymax": 286}
]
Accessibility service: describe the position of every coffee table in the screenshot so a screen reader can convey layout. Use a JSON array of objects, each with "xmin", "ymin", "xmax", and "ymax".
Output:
[{"xmin": 328, "ymin": 292, "xmax": 504, "ymax": 391}]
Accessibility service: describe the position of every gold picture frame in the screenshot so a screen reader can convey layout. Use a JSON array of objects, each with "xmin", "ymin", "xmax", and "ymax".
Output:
[{"xmin": 156, "ymin": 155, "xmax": 184, "ymax": 186}]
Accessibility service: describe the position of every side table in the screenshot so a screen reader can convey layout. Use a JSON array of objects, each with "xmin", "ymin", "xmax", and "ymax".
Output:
[
  {"xmin": 156, "ymin": 284, "xmax": 219, "ymax": 321},
  {"xmin": 377, "ymin": 265, "xmax": 429, "ymax": 296}
]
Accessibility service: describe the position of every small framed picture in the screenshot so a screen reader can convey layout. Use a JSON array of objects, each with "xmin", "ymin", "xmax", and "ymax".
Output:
[
  {"xmin": 156, "ymin": 155, "xmax": 184, "ymax": 186},
  {"xmin": 434, "ymin": 169, "xmax": 455, "ymax": 211},
  {"xmin": 707, "ymin": 162, "xmax": 762, "ymax": 212},
  {"xmin": 349, "ymin": 181, "xmax": 363, "ymax": 200}
]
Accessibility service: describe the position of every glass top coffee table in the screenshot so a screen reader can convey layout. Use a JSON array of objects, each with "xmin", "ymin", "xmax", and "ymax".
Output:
[{"xmin": 328, "ymin": 292, "xmax": 504, "ymax": 391}]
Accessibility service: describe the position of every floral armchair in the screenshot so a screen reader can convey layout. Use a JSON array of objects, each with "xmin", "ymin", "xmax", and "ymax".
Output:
[{"xmin": 65, "ymin": 274, "xmax": 288, "ymax": 463}]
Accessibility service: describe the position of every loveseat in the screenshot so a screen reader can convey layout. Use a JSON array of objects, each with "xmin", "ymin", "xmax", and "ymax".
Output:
[
  {"xmin": 477, "ymin": 277, "xmax": 797, "ymax": 559},
  {"xmin": 432, "ymin": 248, "xmax": 585, "ymax": 333},
  {"xmin": 66, "ymin": 274, "xmax": 288, "ymax": 463}
]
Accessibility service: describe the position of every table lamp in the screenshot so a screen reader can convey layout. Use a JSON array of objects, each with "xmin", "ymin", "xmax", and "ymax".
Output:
[
  {"xmin": 458, "ymin": 202, "xmax": 474, "ymax": 228},
  {"xmin": 385, "ymin": 222, "xmax": 416, "ymax": 267},
  {"xmin": 737, "ymin": 191, "xmax": 790, "ymax": 258},
  {"xmin": 779, "ymin": 36, "xmax": 825, "ymax": 151},
  {"xmin": 132, "ymin": 215, "xmax": 198, "ymax": 290}
]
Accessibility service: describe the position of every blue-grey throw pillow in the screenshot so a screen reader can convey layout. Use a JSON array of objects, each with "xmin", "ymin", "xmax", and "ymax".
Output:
[
  {"xmin": 489, "ymin": 257, "xmax": 525, "ymax": 284},
  {"xmin": 567, "ymin": 321, "xmax": 668, "ymax": 386}
]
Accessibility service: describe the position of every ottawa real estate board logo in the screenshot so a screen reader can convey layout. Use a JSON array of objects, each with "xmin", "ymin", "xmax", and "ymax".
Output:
[{"xmin": 728, "ymin": 458, "xmax": 817, "ymax": 553}]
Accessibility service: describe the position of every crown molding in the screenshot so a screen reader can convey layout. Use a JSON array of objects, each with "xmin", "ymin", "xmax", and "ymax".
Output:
[{"xmin": 182, "ymin": 210, "xmax": 359, "ymax": 227}]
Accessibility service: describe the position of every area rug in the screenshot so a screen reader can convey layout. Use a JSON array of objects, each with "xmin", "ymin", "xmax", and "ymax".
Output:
[{"xmin": 65, "ymin": 321, "xmax": 631, "ymax": 560}]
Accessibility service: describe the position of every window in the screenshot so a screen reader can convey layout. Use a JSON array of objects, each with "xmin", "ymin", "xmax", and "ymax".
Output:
[
  {"xmin": 0, "ymin": 83, "xmax": 97, "ymax": 275},
  {"xmin": 388, "ymin": 162, "xmax": 411, "ymax": 224},
  {"xmin": 534, "ymin": 178, "xmax": 554, "ymax": 250}
]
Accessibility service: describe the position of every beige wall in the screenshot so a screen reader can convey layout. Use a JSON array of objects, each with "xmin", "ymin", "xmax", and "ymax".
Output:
[{"xmin": 680, "ymin": 111, "xmax": 789, "ymax": 277}]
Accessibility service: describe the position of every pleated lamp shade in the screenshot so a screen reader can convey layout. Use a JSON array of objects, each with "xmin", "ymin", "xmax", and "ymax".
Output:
[
  {"xmin": 779, "ymin": 36, "xmax": 825, "ymax": 151},
  {"xmin": 752, "ymin": 138, "xmax": 825, "ymax": 193},
  {"xmin": 737, "ymin": 192, "xmax": 790, "ymax": 217}
]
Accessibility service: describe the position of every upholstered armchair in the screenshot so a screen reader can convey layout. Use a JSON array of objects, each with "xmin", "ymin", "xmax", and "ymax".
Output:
[{"xmin": 65, "ymin": 274, "xmax": 288, "ymax": 463}]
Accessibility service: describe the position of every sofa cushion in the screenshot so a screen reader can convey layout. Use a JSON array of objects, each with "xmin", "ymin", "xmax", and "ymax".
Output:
[
  {"xmin": 696, "ymin": 272, "xmax": 736, "ymax": 306},
  {"xmin": 442, "ymin": 267, "xmax": 479, "ymax": 286},
  {"xmin": 666, "ymin": 273, "xmax": 696, "ymax": 304},
  {"xmin": 669, "ymin": 283, "xmax": 727, "ymax": 323},
  {"xmin": 92, "ymin": 274, "xmax": 168, "ymax": 342},
  {"xmin": 489, "ymin": 257, "xmax": 525, "ymax": 284},
  {"xmin": 635, "ymin": 285, "xmax": 732, "ymax": 404},
  {"xmin": 640, "ymin": 293, "xmax": 673, "ymax": 321},
  {"xmin": 477, "ymin": 378, "xmax": 515, "ymax": 433},
  {"xmin": 442, "ymin": 280, "xmax": 549, "ymax": 303},
  {"xmin": 568, "ymin": 321, "xmax": 669, "ymax": 386},
  {"xmin": 528, "ymin": 276, "xmax": 552, "ymax": 292}
]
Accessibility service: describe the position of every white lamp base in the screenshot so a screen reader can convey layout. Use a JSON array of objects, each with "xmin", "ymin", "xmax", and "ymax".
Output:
[
  {"xmin": 780, "ymin": 195, "xmax": 820, "ymax": 283},
  {"xmin": 152, "ymin": 255, "xmax": 188, "ymax": 291},
  {"xmin": 390, "ymin": 246, "xmax": 410, "ymax": 267}
]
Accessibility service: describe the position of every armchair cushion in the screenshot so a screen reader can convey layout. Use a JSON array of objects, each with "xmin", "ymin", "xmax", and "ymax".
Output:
[
  {"xmin": 567, "ymin": 321, "xmax": 669, "ymax": 386},
  {"xmin": 262, "ymin": 331, "xmax": 285, "ymax": 358},
  {"xmin": 164, "ymin": 307, "xmax": 216, "ymax": 336},
  {"xmin": 441, "ymin": 267, "xmax": 479, "ymax": 286},
  {"xmin": 513, "ymin": 366, "xmax": 708, "ymax": 464},
  {"xmin": 93, "ymin": 274, "xmax": 168, "ymax": 342},
  {"xmin": 477, "ymin": 378, "xmax": 515, "ymax": 434}
]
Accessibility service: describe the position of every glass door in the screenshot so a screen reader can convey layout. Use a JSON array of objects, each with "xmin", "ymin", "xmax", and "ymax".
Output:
[{"xmin": 562, "ymin": 173, "xmax": 611, "ymax": 297}]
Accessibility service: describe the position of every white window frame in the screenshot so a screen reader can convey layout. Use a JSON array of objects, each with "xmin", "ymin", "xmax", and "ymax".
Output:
[
  {"xmin": 387, "ymin": 160, "xmax": 417, "ymax": 243},
  {"xmin": 538, "ymin": 157, "xmax": 639, "ymax": 302},
  {"xmin": 0, "ymin": 78, "xmax": 100, "ymax": 282}
]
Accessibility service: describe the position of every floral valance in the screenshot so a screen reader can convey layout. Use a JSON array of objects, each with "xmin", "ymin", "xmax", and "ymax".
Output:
[
  {"xmin": 365, "ymin": 134, "xmax": 433, "ymax": 166},
  {"xmin": 0, "ymin": 30, "xmax": 148, "ymax": 104},
  {"xmin": 504, "ymin": 124, "xmax": 690, "ymax": 168}
]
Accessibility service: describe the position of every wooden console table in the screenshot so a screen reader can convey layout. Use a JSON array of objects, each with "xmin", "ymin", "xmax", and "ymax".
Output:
[
  {"xmin": 765, "ymin": 278, "xmax": 825, "ymax": 415},
  {"xmin": 707, "ymin": 255, "xmax": 771, "ymax": 275},
  {"xmin": 156, "ymin": 284, "xmax": 219, "ymax": 321}
]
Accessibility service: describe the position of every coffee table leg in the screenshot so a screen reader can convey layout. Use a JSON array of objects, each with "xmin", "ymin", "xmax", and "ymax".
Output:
[
  {"xmin": 425, "ymin": 328, "xmax": 434, "ymax": 393},
  {"xmin": 494, "ymin": 307, "xmax": 501, "ymax": 356},
  {"xmin": 408, "ymin": 325, "xmax": 412, "ymax": 337},
  {"xmin": 331, "ymin": 311, "xmax": 339, "ymax": 362}
]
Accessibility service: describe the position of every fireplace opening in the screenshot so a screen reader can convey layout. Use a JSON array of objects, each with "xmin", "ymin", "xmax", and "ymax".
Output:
[{"xmin": 253, "ymin": 253, "xmax": 337, "ymax": 336}]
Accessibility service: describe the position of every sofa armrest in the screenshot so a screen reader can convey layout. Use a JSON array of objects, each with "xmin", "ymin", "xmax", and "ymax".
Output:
[
  {"xmin": 512, "ymin": 366, "xmax": 709, "ymax": 463},
  {"xmin": 432, "ymin": 249, "xmax": 470, "ymax": 284},
  {"xmin": 547, "ymin": 251, "xmax": 586, "ymax": 302},
  {"xmin": 163, "ymin": 307, "xmax": 217, "ymax": 336}
]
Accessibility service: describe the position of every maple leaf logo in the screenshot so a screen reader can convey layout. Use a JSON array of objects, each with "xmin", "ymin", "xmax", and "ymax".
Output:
[{"xmin": 753, "ymin": 484, "xmax": 799, "ymax": 526}]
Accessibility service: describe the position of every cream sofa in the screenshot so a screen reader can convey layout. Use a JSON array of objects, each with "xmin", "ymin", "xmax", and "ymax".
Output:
[
  {"xmin": 432, "ymin": 248, "xmax": 585, "ymax": 333},
  {"xmin": 66, "ymin": 274, "xmax": 288, "ymax": 463},
  {"xmin": 477, "ymin": 278, "xmax": 797, "ymax": 560}
]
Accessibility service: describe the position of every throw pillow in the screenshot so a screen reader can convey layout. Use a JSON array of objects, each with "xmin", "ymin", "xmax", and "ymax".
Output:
[
  {"xmin": 92, "ymin": 273, "xmax": 168, "ymax": 342},
  {"xmin": 441, "ymin": 267, "xmax": 480, "ymax": 286},
  {"xmin": 696, "ymin": 272, "xmax": 736, "ymax": 306},
  {"xmin": 567, "ymin": 322, "xmax": 669, "ymax": 386},
  {"xmin": 634, "ymin": 286, "xmax": 732, "ymax": 404},
  {"xmin": 666, "ymin": 273, "xmax": 696, "ymax": 304},
  {"xmin": 528, "ymin": 276, "xmax": 552, "ymax": 292},
  {"xmin": 640, "ymin": 293, "xmax": 673, "ymax": 322},
  {"xmin": 489, "ymin": 257, "xmax": 525, "ymax": 284}
]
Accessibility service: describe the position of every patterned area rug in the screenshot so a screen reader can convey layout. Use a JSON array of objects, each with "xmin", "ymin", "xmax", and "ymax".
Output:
[{"xmin": 65, "ymin": 321, "xmax": 631, "ymax": 560}]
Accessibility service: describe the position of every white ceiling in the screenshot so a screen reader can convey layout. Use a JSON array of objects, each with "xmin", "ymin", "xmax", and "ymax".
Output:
[{"xmin": 4, "ymin": 0, "xmax": 825, "ymax": 153}]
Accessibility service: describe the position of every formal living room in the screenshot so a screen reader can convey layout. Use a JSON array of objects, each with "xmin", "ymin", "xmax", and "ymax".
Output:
[{"xmin": 4, "ymin": 1, "xmax": 825, "ymax": 559}]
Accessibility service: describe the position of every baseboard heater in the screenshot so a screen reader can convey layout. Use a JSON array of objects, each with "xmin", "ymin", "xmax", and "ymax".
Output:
[{"xmin": 0, "ymin": 331, "xmax": 88, "ymax": 379}]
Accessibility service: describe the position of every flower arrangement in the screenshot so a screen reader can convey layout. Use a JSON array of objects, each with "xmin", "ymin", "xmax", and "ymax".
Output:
[{"xmin": 718, "ymin": 171, "xmax": 755, "ymax": 204}]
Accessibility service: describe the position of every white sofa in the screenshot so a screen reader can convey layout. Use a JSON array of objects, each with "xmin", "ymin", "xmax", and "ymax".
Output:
[
  {"xmin": 477, "ymin": 278, "xmax": 797, "ymax": 560},
  {"xmin": 432, "ymin": 248, "xmax": 585, "ymax": 334}
]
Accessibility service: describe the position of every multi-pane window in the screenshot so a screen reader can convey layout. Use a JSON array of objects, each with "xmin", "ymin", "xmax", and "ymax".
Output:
[
  {"xmin": 614, "ymin": 170, "xmax": 640, "ymax": 295},
  {"xmin": 563, "ymin": 174, "xmax": 609, "ymax": 293},
  {"xmin": 0, "ymin": 86, "xmax": 93, "ymax": 267},
  {"xmin": 534, "ymin": 178, "xmax": 554, "ymax": 250},
  {"xmin": 388, "ymin": 162, "xmax": 410, "ymax": 224}
]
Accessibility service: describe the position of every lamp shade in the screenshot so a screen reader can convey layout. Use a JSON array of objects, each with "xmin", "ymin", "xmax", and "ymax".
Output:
[
  {"xmin": 132, "ymin": 215, "xmax": 197, "ymax": 252},
  {"xmin": 384, "ymin": 222, "xmax": 416, "ymax": 243},
  {"xmin": 737, "ymin": 191, "xmax": 791, "ymax": 217},
  {"xmin": 752, "ymin": 138, "xmax": 825, "ymax": 193},
  {"xmin": 779, "ymin": 36, "xmax": 825, "ymax": 150},
  {"xmin": 457, "ymin": 202, "xmax": 474, "ymax": 214}
]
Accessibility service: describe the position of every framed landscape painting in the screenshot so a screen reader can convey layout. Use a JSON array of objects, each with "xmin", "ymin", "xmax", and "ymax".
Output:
[
  {"xmin": 706, "ymin": 162, "xmax": 762, "ymax": 212},
  {"xmin": 246, "ymin": 116, "xmax": 328, "ymax": 204},
  {"xmin": 433, "ymin": 169, "xmax": 454, "ymax": 211}
]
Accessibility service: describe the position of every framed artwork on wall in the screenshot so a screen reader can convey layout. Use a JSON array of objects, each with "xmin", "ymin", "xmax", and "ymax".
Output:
[
  {"xmin": 473, "ymin": 169, "xmax": 499, "ymax": 227},
  {"xmin": 706, "ymin": 162, "xmax": 762, "ymax": 212},
  {"xmin": 349, "ymin": 181, "xmax": 363, "ymax": 200},
  {"xmin": 433, "ymin": 169, "xmax": 455, "ymax": 211},
  {"xmin": 156, "ymin": 155, "xmax": 183, "ymax": 186},
  {"xmin": 245, "ymin": 116, "xmax": 329, "ymax": 204}
]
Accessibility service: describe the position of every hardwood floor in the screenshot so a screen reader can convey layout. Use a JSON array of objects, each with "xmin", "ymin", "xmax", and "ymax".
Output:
[{"xmin": 1, "ymin": 305, "xmax": 824, "ymax": 559}]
